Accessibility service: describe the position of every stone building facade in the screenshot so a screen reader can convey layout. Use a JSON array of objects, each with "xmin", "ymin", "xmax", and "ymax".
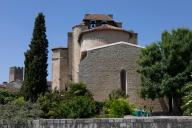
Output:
[{"xmin": 52, "ymin": 14, "xmax": 168, "ymax": 112}]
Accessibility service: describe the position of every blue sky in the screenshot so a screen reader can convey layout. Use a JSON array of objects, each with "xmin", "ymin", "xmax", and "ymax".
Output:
[{"xmin": 0, "ymin": 0, "xmax": 192, "ymax": 83}]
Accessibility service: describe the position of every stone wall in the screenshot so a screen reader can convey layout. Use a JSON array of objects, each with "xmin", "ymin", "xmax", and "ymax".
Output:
[
  {"xmin": 1, "ymin": 117, "xmax": 192, "ymax": 128},
  {"xmin": 79, "ymin": 42, "xmax": 166, "ymax": 112},
  {"xmin": 80, "ymin": 30, "xmax": 136, "ymax": 51},
  {"xmin": 31, "ymin": 117, "xmax": 192, "ymax": 128},
  {"xmin": 71, "ymin": 25, "xmax": 88, "ymax": 83},
  {"xmin": 52, "ymin": 48, "xmax": 68, "ymax": 91}
]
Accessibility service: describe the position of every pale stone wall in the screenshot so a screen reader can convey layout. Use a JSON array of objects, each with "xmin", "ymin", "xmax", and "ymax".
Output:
[
  {"xmin": 32, "ymin": 117, "xmax": 192, "ymax": 128},
  {"xmin": 52, "ymin": 48, "xmax": 68, "ymax": 91},
  {"xmin": 71, "ymin": 25, "xmax": 88, "ymax": 82},
  {"xmin": 80, "ymin": 30, "xmax": 136, "ymax": 51},
  {"xmin": 79, "ymin": 43, "xmax": 166, "ymax": 112}
]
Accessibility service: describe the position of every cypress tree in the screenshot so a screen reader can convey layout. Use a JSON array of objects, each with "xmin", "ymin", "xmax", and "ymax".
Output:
[{"xmin": 21, "ymin": 13, "xmax": 49, "ymax": 102}]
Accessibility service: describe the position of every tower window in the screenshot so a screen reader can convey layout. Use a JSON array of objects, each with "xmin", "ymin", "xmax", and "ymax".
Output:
[
  {"xmin": 120, "ymin": 69, "xmax": 127, "ymax": 93},
  {"xmin": 89, "ymin": 20, "xmax": 96, "ymax": 29}
]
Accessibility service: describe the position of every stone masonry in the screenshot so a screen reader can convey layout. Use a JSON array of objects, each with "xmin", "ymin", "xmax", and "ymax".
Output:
[{"xmin": 52, "ymin": 14, "xmax": 167, "ymax": 112}]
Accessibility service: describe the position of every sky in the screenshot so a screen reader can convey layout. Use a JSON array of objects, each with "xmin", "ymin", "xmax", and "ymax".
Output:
[{"xmin": 0, "ymin": 0, "xmax": 192, "ymax": 83}]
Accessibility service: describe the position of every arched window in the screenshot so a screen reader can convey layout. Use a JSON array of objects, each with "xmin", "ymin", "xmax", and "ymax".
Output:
[{"xmin": 120, "ymin": 69, "xmax": 127, "ymax": 93}]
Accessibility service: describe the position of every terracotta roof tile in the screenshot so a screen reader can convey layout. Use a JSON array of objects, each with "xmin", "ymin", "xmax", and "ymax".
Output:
[
  {"xmin": 0, "ymin": 85, "xmax": 18, "ymax": 93},
  {"xmin": 84, "ymin": 14, "xmax": 113, "ymax": 21}
]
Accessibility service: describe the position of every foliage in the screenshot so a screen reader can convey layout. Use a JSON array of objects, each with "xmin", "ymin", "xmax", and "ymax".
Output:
[
  {"xmin": 0, "ymin": 88, "xmax": 17, "ymax": 105},
  {"xmin": 35, "ymin": 91, "xmax": 61, "ymax": 118},
  {"xmin": 138, "ymin": 28, "xmax": 192, "ymax": 114},
  {"xmin": 34, "ymin": 83, "xmax": 96, "ymax": 118},
  {"xmin": 68, "ymin": 83, "xmax": 92, "ymax": 97},
  {"xmin": 182, "ymin": 82, "xmax": 192, "ymax": 115},
  {"xmin": 95, "ymin": 101, "xmax": 104, "ymax": 116},
  {"xmin": 0, "ymin": 97, "xmax": 43, "ymax": 123},
  {"xmin": 51, "ymin": 96, "xmax": 96, "ymax": 118},
  {"xmin": 103, "ymin": 98, "xmax": 135, "ymax": 118},
  {"xmin": 46, "ymin": 83, "xmax": 95, "ymax": 118},
  {"xmin": 138, "ymin": 43, "xmax": 163, "ymax": 99},
  {"xmin": 109, "ymin": 89, "xmax": 128, "ymax": 100},
  {"xmin": 20, "ymin": 13, "xmax": 49, "ymax": 102}
]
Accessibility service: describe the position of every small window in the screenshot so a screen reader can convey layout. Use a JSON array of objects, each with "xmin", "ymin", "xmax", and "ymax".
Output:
[
  {"xmin": 120, "ymin": 69, "xmax": 127, "ymax": 93},
  {"xmin": 89, "ymin": 20, "xmax": 96, "ymax": 29}
]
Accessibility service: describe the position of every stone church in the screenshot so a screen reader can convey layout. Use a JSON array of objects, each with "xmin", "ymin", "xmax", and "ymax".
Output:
[{"xmin": 52, "ymin": 14, "xmax": 167, "ymax": 112}]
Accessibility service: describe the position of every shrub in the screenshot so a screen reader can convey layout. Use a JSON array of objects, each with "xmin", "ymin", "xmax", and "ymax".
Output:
[
  {"xmin": 109, "ymin": 89, "xmax": 128, "ymax": 100},
  {"xmin": 0, "ymin": 89, "xmax": 17, "ymax": 105},
  {"xmin": 68, "ymin": 83, "xmax": 92, "ymax": 97},
  {"xmin": 0, "ymin": 97, "xmax": 43, "ymax": 123},
  {"xmin": 36, "ymin": 91, "xmax": 61, "ymax": 118},
  {"xmin": 36, "ymin": 83, "xmax": 95, "ymax": 118},
  {"xmin": 51, "ymin": 96, "xmax": 96, "ymax": 118},
  {"xmin": 103, "ymin": 98, "xmax": 135, "ymax": 118}
]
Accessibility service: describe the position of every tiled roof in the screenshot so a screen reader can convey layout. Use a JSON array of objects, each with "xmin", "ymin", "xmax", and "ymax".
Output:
[
  {"xmin": 89, "ymin": 24, "xmax": 123, "ymax": 31},
  {"xmin": 52, "ymin": 47, "xmax": 68, "ymax": 51},
  {"xmin": 0, "ymin": 84, "xmax": 18, "ymax": 93},
  {"xmin": 84, "ymin": 14, "xmax": 113, "ymax": 21}
]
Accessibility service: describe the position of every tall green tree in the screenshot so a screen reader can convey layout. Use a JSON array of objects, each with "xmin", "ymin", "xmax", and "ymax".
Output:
[
  {"xmin": 21, "ymin": 13, "xmax": 49, "ymax": 102},
  {"xmin": 181, "ymin": 82, "xmax": 192, "ymax": 115},
  {"xmin": 138, "ymin": 28, "xmax": 192, "ymax": 114}
]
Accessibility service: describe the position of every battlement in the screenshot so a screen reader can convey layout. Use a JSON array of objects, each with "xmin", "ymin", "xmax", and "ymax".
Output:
[{"xmin": 9, "ymin": 66, "xmax": 24, "ymax": 82}]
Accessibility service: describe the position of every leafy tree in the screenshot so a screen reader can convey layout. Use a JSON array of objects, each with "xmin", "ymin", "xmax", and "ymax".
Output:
[
  {"xmin": 20, "ymin": 13, "xmax": 49, "ymax": 102},
  {"xmin": 182, "ymin": 82, "xmax": 192, "ymax": 115},
  {"xmin": 138, "ymin": 43, "xmax": 163, "ymax": 99},
  {"xmin": 138, "ymin": 28, "xmax": 192, "ymax": 114}
]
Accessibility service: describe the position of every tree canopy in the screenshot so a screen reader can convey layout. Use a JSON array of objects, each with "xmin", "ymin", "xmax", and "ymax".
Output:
[{"xmin": 138, "ymin": 28, "xmax": 192, "ymax": 114}]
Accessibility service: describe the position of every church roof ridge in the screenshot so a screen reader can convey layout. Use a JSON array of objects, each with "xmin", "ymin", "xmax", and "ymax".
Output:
[{"xmin": 84, "ymin": 41, "xmax": 144, "ymax": 52}]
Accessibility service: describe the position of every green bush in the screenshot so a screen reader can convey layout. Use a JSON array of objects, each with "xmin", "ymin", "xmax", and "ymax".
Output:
[
  {"xmin": 36, "ymin": 83, "xmax": 96, "ymax": 118},
  {"xmin": 0, "ymin": 97, "xmax": 43, "ymax": 123},
  {"xmin": 109, "ymin": 89, "xmax": 128, "ymax": 100},
  {"xmin": 68, "ymin": 83, "xmax": 92, "ymax": 97},
  {"xmin": 36, "ymin": 91, "xmax": 61, "ymax": 118},
  {"xmin": 103, "ymin": 98, "xmax": 135, "ymax": 118},
  {"xmin": 51, "ymin": 96, "xmax": 96, "ymax": 118},
  {"xmin": 0, "ymin": 89, "xmax": 17, "ymax": 105}
]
